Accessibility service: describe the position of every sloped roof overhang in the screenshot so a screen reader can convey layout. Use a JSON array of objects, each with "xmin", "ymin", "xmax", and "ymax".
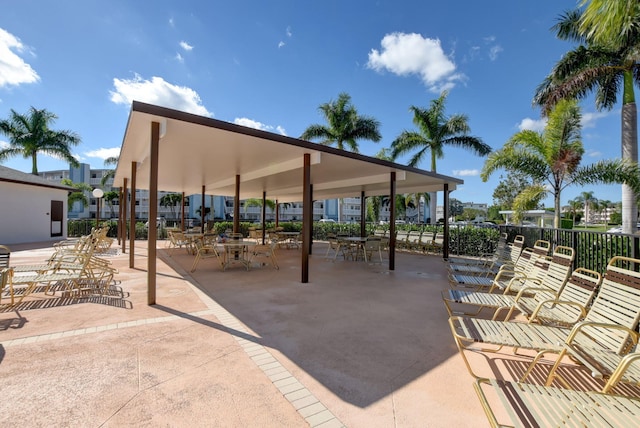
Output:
[{"xmin": 113, "ymin": 101, "xmax": 463, "ymax": 201}]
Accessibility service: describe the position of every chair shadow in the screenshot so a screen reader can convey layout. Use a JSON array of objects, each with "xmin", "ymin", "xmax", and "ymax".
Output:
[
  {"xmin": 484, "ymin": 351, "xmax": 640, "ymax": 396},
  {"xmin": 1, "ymin": 281, "xmax": 132, "ymax": 313}
]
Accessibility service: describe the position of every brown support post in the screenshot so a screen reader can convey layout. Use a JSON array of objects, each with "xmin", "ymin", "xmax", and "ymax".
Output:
[
  {"xmin": 443, "ymin": 184, "xmax": 450, "ymax": 259},
  {"xmin": 389, "ymin": 172, "xmax": 396, "ymax": 271},
  {"xmin": 360, "ymin": 191, "xmax": 366, "ymax": 237},
  {"xmin": 201, "ymin": 185, "xmax": 206, "ymax": 231},
  {"xmin": 129, "ymin": 162, "xmax": 137, "ymax": 268},
  {"xmin": 302, "ymin": 153, "xmax": 311, "ymax": 283},
  {"xmin": 121, "ymin": 178, "xmax": 128, "ymax": 254},
  {"xmin": 309, "ymin": 185, "xmax": 313, "ymax": 255},
  {"xmin": 234, "ymin": 175, "xmax": 240, "ymax": 234},
  {"xmin": 261, "ymin": 191, "xmax": 267, "ymax": 245},
  {"xmin": 275, "ymin": 200, "xmax": 280, "ymax": 228},
  {"xmin": 181, "ymin": 192, "xmax": 185, "ymax": 231},
  {"xmin": 148, "ymin": 121, "xmax": 160, "ymax": 306},
  {"xmin": 117, "ymin": 188, "xmax": 122, "ymax": 245}
]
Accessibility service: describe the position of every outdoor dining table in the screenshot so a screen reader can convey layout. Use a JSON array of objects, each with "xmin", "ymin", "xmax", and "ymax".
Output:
[
  {"xmin": 334, "ymin": 236, "xmax": 367, "ymax": 261},
  {"xmin": 222, "ymin": 240, "xmax": 251, "ymax": 271},
  {"xmin": 276, "ymin": 232, "xmax": 301, "ymax": 249}
]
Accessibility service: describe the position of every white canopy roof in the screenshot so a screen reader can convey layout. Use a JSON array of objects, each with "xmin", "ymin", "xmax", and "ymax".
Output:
[{"xmin": 114, "ymin": 102, "xmax": 463, "ymax": 202}]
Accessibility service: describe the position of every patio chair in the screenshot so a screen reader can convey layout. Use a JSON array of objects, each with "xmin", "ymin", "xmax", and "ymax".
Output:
[
  {"xmin": 395, "ymin": 230, "xmax": 409, "ymax": 250},
  {"xmin": 190, "ymin": 237, "xmax": 223, "ymax": 272},
  {"xmin": 0, "ymin": 245, "xmax": 10, "ymax": 268},
  {"xmin": 325, "ymin": 234, "xmax": 340, "ymax": 259},
  {"xmin": 442, "ymin": 245, "xmax": 575, "ymax": 319},
  {"xmin": 249, "ymin": 239, "xmax": 279, "ymax": 269},
  {"xmin": 427, "ymin": 232, "xmax": 445, "ymax": 254},
  {"xmin": 167, "ymin": 230, "xmax": 189, "ymax": 256},
  {"xmin": 406, "ymin": 231, "xmax": 422, "ymax": 252},
  {"xmin": 361, "ymin": 236, "xmax": 383, "ymax": 263},
  {"xmin": 8, "ymin": 250, "xmax": 117, "ymax": 305},
  {"xmin": 448, "ymin": 256, "xmax": 640, "ymax": 380},
  {"xmin": 473, "ymin": 377, "xmax": 640, "ymax": 428},
  {"xmin": 448, "ymin": 240, "xmax": 550, "ymax": 291},
  {"xmin": 0, "ymin": 267, "xmax": 12, "ymax": 306}
]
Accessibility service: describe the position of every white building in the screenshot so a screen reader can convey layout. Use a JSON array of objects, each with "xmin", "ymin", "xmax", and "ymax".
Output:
[{"xmin": 1, "ymin": 165, "xmax": 74, "ymax": 245}]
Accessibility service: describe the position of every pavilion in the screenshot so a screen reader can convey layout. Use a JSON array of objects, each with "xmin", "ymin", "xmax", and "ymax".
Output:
[{"xmin": 113, "ymin": 101, "xmax": 463, "ymax": 304}]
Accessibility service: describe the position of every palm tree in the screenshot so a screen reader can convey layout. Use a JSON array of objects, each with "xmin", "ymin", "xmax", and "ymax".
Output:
[
  {"xmin": 160, "ymin": 193, "xmax": 183, "ymax": 219},
  {"xmin": 481, "ymin": 99, "xmax": 640, "ymax": 228},
  {"xmin": 566, "ymin": 197, "xmax": 584, "ymax": 224},
  {"xmin": 533, "ymin": 6, "xmax": 640, "ymax": 233},
  {"xmin": 577, "ymin": 191, "xmax": 598, "ymax": 225},
  {"xmin": 101, "ymin": 155, "xmax": 119, "ymax": 187},
  {"xmin": 244, "ymin": 198, "xmax": 277, "ymax": 222},
  {"xmin": 300, "ymin": 92, "xmax": 381, "ymax": 152},
  {"xmin": 391, "ymin": 91, "xmax": 491, "ymax": 223},
  {"xmin": 301, "ymin": 93, "xmax": 382, "ymax": 222},
  {"xmin": 599, "ymin": 198, "xmax": 613, "ymax": 225},
  {"xmin": 0, "ymin": 107, "xmax": 81, "ymax": 174},
  {"xmin": 61, "ymin": 178, "xmax": 92, "ymax": 212},
  {"xmin": 103, "ymin": 190, "xmax": 119, "ymax": 218}
]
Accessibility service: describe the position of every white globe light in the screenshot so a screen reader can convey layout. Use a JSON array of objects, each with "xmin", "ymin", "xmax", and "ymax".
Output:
[{"xmin": 92, "ymin": 188, "xmax": 104, "ymax": 198}]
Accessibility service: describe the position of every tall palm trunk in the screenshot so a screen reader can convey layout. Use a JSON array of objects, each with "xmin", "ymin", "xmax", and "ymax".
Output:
[{"xmin": 621, "ymin": 70, "xmax": 638, "ymax": 234}]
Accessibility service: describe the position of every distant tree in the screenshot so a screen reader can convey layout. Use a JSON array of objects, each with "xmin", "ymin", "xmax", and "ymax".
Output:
[
  {"xmin": 566, "ymin": 198, "xmax": 584, "ymax": 224},
  {"xmin": 610, "ymin": 211, "xmax": 622, "ymax": 225},
  {"xmin": 598, "ymin": 198, "xmax": 613, "ymax": 224},
  {"xmin": 160, "ymin": 193, "xmax": 183, "ymax": 219},
  {"xmin": 101, "ymin": 155, "xmax": 119, "ymax": 187},
  {"xmin": 449, "ymin": 198, "xmax": 464, "ymax": 218},
  {"xmin": 492, "ymin": 171, "xmax": 533, "ymax": 209},
  {"xmin": 390, "ymin": 91, "xmax": 491, "ymax": 223},
  {"xmin": 487, "ymin": 205, "xmax": 502, "ymax": 222},
  {"xmin": 244, "ymin": 198, "xmax": 277, "ymax": 222},
  {"xmin": 0, "ymin": 107, "xmax": 81, "ymax": 174},
  {"xmin": 61, "ymin": 178, "xmax": 91, "ymax": 212},
  {"xmin": 461, "ymin": 208, "xmax": 483, "ymax": 222},
  {"xmin": 103, "ymin": 190, "xmax": 119, "ymax": 218},
  {"xmin": 577, "ymin": 191, "xmax": 598, "ymax": 224}
]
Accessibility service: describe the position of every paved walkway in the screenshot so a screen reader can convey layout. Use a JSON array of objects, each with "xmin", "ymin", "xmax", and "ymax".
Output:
[{"xmin": 0, "ymin": 239, "xmax": 491, "ymax": 427}]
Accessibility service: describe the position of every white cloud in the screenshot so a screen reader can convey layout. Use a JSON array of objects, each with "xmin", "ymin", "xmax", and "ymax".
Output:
[
  {"xmin": 175, "ymin": 52, "xmax": 184, "ymax": 63},
  {"xmin": 169, "ymin": 17, "xmax": 175, "ymax": 27},
  {"xmin": 586, "ymin": 149, "xmax": 602, "ymax": 157},
  {"xmin": 278, "ymin": 41, "xmax": 285, "ymax": 48},
  {"xmin": 234, "ymin": 118, "xmax": 287, "ymax": 135},
  {"xmin": 367, "ymin": 32, "xmax": 464, "ymax": 93},
  {"xmin": 488, "ymin": 45, "xmax": 503, "ymax": 61},
  {"xmin": 0, "ymin": 140, "xmax": 9, "ymax": 148},
  {"xmin": 179, "ymin": 41, "xmax": 193, "ymax": 51},
  {"xmin": 581, "ymin": 110, "xmax": 611, "ymax": 128},
  {"xmin": 110, "ymin": 74, "xmax": 212, "ymax": 117},
  {"xmin": 0, "ymin": 28, "xmax": 40, "ymax": 88},
  {"xmin": 286, "ymin": 26, "xmax": 292, "ymax": 37},
  {"xmin": 518, "ymin": 117, "xmax": 547, "ymax": 132},
  {"xmin": 85, "ymin": 147, "xmax": 121, "ymax": 160},
  {"xmin": 452, "ymin": 169, "xmax": 480, "ymax": 177}
]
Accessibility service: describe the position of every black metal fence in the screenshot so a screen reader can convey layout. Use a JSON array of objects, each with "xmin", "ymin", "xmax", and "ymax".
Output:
[{"xmin": 499, "ymin": 225, "xmax": 640, "ymax": 274}]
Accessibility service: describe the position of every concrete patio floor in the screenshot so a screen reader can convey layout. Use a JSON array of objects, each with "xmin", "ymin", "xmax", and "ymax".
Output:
[{"xmin": 1, "ymin": 238, "xmax": 604, "ymax": 427}]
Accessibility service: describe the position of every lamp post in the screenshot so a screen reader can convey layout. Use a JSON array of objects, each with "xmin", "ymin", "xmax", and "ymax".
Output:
[{"xmin": 93, "ymin": 188, "xmax": 104, "ymax": 228}]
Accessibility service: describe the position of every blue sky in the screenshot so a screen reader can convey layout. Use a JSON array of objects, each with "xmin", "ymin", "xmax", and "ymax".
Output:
[{"xmin": 0, "ymin": 0, "xmax": 627, "ymax": 208}]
